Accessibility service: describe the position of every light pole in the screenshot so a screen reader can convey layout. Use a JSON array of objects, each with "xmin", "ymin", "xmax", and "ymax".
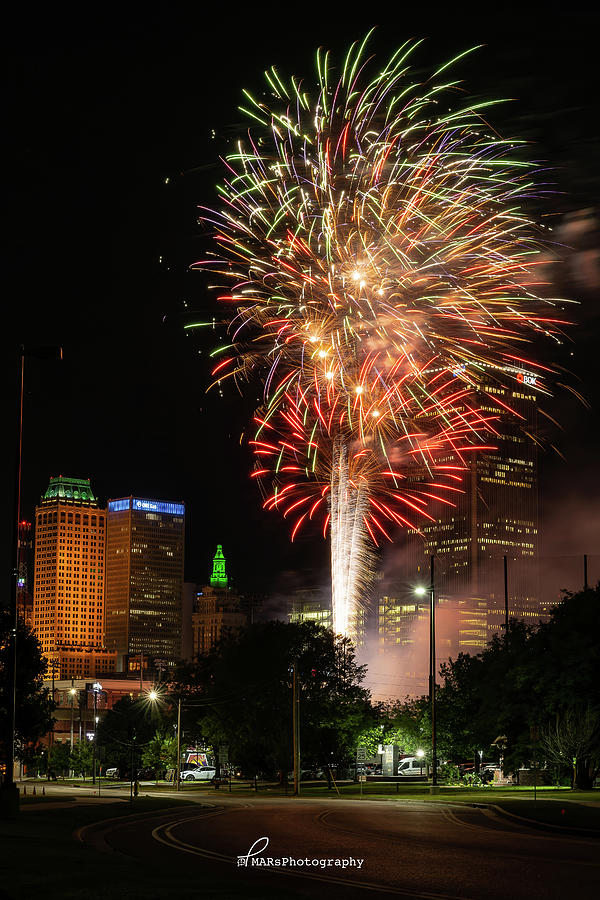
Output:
[
  {"xmin": 292, "ymin": 660, "xmax": 300, "ymax": 796},
  {"xmin": 69, "ymin": 687, "xmax": 77, "ymax": 753},
  {"xmin": 91, "ymin": 682, "xmax": 102, "ymax": 785},
  {"xmin": 69, "ymin": 686, "xmax": 77, "ymax": 776},
  {"xmin": 48, "ymin": 659, "xmax": 59, "ymax": 780},
  {"xmin": 415, "ymin": 554, "xmax": 437, "ymax": 788},
  {"xmin": 176, "ymin": 697, "xmax": 182, "ymax": 791},
  {"xmin": 1, "ymin": 345, "xmax": 62, "ymax": 818},
  {"xmin": 148, "ymin": 689, "xmax": 182, "ymax": 790}
]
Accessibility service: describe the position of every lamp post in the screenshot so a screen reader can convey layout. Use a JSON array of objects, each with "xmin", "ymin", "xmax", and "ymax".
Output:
[
  {"xmin": 69, "ymin": 687, "xmax": 77, "ymax": 753},
  {"xmin": 91, "ymin": 681, "xmax": 102, "ymax": 785},
  {"xmin": 148, "ymin": 690, "xmax": 182, "ymax": 791},
  {"xmin": 415, "ymin": 554, "xmax": 437, "ymax": 789},
  {"xmin": 176, "ymin": 697, "xmax": 182, "ymax": 791},
  {"xmin": 1, "ymin": 345, "xmax": 62, "ymax": 819},
  {"xmin": 68, "ymin": 686, "xmax": 77, "ymax": 776}
]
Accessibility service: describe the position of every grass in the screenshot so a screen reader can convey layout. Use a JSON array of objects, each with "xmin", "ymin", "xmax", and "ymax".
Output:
[{"xmin": 490, "ymin": 799, "xmax": 600, "ymax": 832}]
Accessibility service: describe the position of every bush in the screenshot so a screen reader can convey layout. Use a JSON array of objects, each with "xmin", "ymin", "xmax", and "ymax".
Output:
[
  {"xmin": 438, "ymin": 763, "xmax": 461, "ymax": 785},
  {"xmin": 460, "ymin": 772, "xmax": 486, "ymax": 788}
]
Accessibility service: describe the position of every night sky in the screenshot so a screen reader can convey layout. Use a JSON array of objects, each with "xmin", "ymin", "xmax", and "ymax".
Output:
[{"xmin": 5, "ymin": 5, "xmax": 599, "ymax": 598}]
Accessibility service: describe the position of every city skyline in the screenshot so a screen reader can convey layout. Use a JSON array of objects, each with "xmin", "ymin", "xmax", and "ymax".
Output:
[
  {"xmin": 3, "ymin": 17, "xmax": 599, "ymax": 892},
  {"xmin": 6, "ymin": 10, "xmax": 599, "ymax": 603}
]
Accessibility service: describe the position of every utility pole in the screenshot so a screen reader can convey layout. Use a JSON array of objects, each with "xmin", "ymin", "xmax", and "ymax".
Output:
[
  {"xmin": 176, "ymin": 697, "xmax": 182, "ymax": 792},
  {"xmin": 429, "ymin": 555, "xmax": 437, "ymax": 789},
  {"xmin": 1, "ymin": 345, "xmax": 62, "ymax": 819},
  {"xmin": 69, "ymin": 683, "xmax": 76, "ymax": 753},
  {"xmin": 292, "ymin": 660, "xmax": 300, "ymax": 796},
  {"xmin": 503, "ymin": 555, "xmax": 509, "ymax": 637}
]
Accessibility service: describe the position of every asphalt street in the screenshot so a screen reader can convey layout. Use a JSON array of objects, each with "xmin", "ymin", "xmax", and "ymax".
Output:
[{"xmin": 73, "ymin": 790, "xmax": 600, "ymax": 899}]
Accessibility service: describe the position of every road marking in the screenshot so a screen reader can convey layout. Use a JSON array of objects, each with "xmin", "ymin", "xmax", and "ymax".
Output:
[{"xmin": 151, "ymin": 811, "xmax": 478, "ymax": 899}]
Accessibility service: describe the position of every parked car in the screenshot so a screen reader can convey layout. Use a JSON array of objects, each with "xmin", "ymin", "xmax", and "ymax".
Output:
[
  {"xmin": 180, "ymin": 767, "xmax": 216, "ymax": 782},
  {"xmin": 397, "ymin": 757, "xmax": 428, "ymax": 776},
  {"xmin": 105, "ymin": 767, "xmax": 120, "ymax": 779},
  {"xmin": 137, "ymin": 766, "xmax": 163, "ymax": 781}
]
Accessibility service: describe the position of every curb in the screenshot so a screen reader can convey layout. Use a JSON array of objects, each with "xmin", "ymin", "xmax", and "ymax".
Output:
[{"xmin": 484, "ymin": 802, "xmax": 600, "ymax": 838}]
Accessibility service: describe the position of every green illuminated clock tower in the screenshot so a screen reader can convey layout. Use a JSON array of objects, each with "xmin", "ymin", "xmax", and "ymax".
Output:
[{"xmin": 210, "ymin": 544, "xmax": 228, "ymax": 588}]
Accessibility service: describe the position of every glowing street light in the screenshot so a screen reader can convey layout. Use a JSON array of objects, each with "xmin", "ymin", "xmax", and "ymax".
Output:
[
  {"xmin": 91, "ymin": 682, "xmax": 103, "ymax": 786},
  {"xmin": 148, "ymin": 689, "xmax": 182, "ymax": 791},
  {"xmin": 415, "ymin": 555, "xmax": 438, "ymax": 789}
]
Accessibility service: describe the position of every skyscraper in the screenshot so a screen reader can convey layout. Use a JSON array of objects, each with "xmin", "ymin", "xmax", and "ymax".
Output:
[
  {"xmin": 405, "ymin": 369, "xmax": 540, "ymax": 632},
  {"xmin": 105, "ymin": 496, "xmax": 185, "ymax": 671},
  {"xmin": 17, "ymin": 519, "xmax": 34, "ymax": 629},
  {"xmin": 32, "ymin": 476, "xmax": 115, "ymax": 678},
  {"xmin": 369, "ymin": 369, "xmax": 541, "ymax": 698}
]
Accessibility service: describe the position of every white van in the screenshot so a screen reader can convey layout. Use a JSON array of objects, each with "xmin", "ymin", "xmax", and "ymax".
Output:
[{"xmin": 397, "ymin": 757, "xmax": 427, "ymax": 776}]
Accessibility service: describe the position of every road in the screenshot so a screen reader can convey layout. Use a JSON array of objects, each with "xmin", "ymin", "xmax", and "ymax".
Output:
[{"xmin": 73, "ymin": 789, "xmax": 600, "ymax": 899}]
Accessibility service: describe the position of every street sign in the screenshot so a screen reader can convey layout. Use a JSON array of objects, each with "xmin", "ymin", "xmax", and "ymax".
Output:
[
  {"xmin": 356, "ymin": 748, "xmax": 367, "ymax": 762},
  {"xmin": 358, "ymin": 775, "xmax": 367, "ymax": 782}
]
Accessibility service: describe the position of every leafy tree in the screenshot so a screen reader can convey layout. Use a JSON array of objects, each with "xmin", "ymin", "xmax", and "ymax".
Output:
[
  {"xmin": 0, "ymin": 611, "xmax": 54, "ymax": 762},
  {"xmin": 70, "ymin": 739, "xmax": 94, "ymax": 779},
  {"xmin": 358, "ymin": 699, "xmax": 430, "ymax": 758},
  {"xmin": 141, "ymin": 730, "xmax": 178, "ymax": 776},
  {"xmin": 19, "ymin": 742, "xmax": 47, "ymax": 777},
  {"xmin": 430, "ymin": 587, "xmax": 600, "ymax": 787},
  {"xmin": 48, "ymin": 741, "xmax": 71, "ymax": 777},
  {"xmin": 170, "ymin": 622, "xmax": 376, "ymax": 778},
  {"xmin": 96, "ymin": 695, "xmax": 165, "ymax": 777}
]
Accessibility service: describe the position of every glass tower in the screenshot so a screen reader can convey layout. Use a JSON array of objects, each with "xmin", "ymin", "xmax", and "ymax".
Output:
[{"xmin": 105, "ymin": 497, "xmax": 185, "ymax": 669}]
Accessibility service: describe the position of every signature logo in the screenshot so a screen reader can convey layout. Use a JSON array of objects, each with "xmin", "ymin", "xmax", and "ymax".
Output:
[
  {"xmin": 236, "ymin": 837, "xmax": 364, "ymax": 870},
  {"xmin": 237, "ymin": 837, "xmax": 269, "ymax": 867}
]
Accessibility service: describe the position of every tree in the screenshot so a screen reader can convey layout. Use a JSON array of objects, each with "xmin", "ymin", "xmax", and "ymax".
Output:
[
  {"xmin": 96, "ymin": 695, "xmax": 165, "ymax": 777},
  {"xmin": 141, "ymin": 731, "xmax": 178, "ymax": 777},
  {"xmin": 540, "ymin": 708, "xmax": 600, "ymax": 790},
  {"xmin": 428, "ymin": 587, "xmax": 600, "ymax": 784},
  {"xmin": 19, "ymin": 742, "xmax": 47, "ymax": 778},
  {"xmin": 0, "ymin": 611, "xmax": 54, "ymax": 763},
  {"xmin": 48, "ymin": 741, "xmax": 71, "ymax": 777},
  {"xmin": 170, "ymin": 621, "xmax": 376, "ymax": 778},
  {"xmin": 70, "ymin": 740, "xmax": 94, "ymax": 779},
  {"xmin": 358, "ymin": 699, "xmax": 429, "ymax": 758}
]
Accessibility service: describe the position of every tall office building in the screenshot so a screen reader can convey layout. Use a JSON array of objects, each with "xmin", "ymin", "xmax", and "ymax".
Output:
[
  {"xmin": 17, "ymin": 519, "xmax": 34, "ymax": 629},
  {"xmin": 369, "ymin": 369, "xmax": 541, "ymax": 698},
  {"xmin": 32, "ymin": 476, "xmax": 116, "ymax": 678},
  {"xmin": 405, "ymin": 369, "xmax": 540, "ymax": 633},
  {"xmin": 105, "ymin": 496, "xmax": 185, "ymax": 671}
]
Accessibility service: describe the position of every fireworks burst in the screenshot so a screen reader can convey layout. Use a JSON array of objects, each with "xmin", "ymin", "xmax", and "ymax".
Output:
[{"xmin": 191, "ymin": 35, "xmax": 567, "ymax": 636}]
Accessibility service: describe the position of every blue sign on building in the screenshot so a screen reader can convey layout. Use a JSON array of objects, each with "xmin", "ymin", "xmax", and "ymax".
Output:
[{"xmin": 108, "ymin": 498, "xmax": 185, "ymax": 516}]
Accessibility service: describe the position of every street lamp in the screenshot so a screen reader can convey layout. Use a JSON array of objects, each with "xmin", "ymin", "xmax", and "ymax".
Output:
[
  {"xmin": 0, "ymin": 345, "xmax": 62, "ymax": 819},
  {"xmin": 69, "ymin": 687, "xmax": 77, "ymax": 775},
  {"xmin": 91, "ymin": 682, "xmax": 103, "ymax": 785},
  {"xmin": 415, "ymin": 553, "xmax": 437, "ymax": 789},
  {"xmin": 416, "ymin": 748, "xmax": 425, "ymax": 777},
  {"xmin": 148, "ymin": 689, "xmax": 182, "ymax": 791},
  {"xmin": 69, "ymin": 687, "xmax": 77, "ymax": 748}
]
